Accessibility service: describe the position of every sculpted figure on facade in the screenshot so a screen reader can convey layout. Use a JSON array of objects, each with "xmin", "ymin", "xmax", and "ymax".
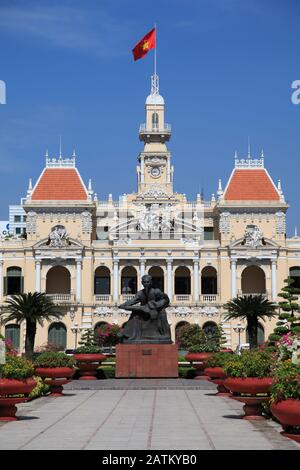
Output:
[
  {"xmin": 47, "ymin": 225, "xmax": 70, "ymax": 247},
  {"xmin": 242, "ymin": 224, "xmax": 265, "ymax": 248}
]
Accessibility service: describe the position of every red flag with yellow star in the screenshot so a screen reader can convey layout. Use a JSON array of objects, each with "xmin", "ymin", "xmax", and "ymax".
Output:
[{"xmin": 132, "ymin": 28, "xmax": 156, "ymax": 61}]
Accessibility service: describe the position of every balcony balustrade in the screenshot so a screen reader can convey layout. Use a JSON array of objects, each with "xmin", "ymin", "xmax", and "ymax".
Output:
[{"xmin": 46, "ymin": 293, "xmax": 75, "ymax": 303}]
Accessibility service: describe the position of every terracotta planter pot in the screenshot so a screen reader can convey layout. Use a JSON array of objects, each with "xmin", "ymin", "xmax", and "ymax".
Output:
[
  {"xmin": 220, "ymin": 349, "xmax": 234, "ymax": 354},
  {"xmin": 224, "ymin": 377, "xmax": 273, "ymax": 395},
  {"xmin": 271, "ymin": 399, "xmax": 300, "ymax": 430},
  {"xmin": 185, "ymin": 352, "xmax": 214, "ymax": 380},
  {"xmin": 0, "ymin": 377, "xmax": 36, "ymax": 396},
  {"xmin": 73, "ymin": 353, "xmax": 106, "ymax": 380},
  {"xmin": 224, "ymin": 377, "xmax": 272, "ymax": 420},
  {"xmin": 0, "ymin": 378, "xmax": 36, "ymax": 421},
  {"xmin": 204, "ymin": 367, "xmax": 229, "ymax": 395},
  {"xmin": 35, "ymin": 367, "xmax": 75, "ymax": 396}
]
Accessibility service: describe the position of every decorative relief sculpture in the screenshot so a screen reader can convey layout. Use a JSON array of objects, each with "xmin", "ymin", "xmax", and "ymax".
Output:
[
  {"xmin": 136, "ymin": 204, "xmax": 174, "ymax": 233},
  {"xmin": 81, "ymin": 211, "xmax": 92, "ymax": 232},
  {"xmin": 26, "ymin": 211, "xmax": 37, "ymax": 233},
  {"xmin": 275, "ymin": 211, "xmax": 286, "ymax": 235},
  {"xmin": 242, "ymin": 224, "xmax": 265, "ymax": 248},
  {"xmin": 219, "ymin": 212, "xmax": 231, "ymax": 235},
  {"xmin": 47, "ymin": 225, "xmax": 70, "ymax": 248}
]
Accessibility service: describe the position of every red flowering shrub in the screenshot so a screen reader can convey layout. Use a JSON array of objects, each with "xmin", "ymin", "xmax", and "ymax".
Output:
[{"xmin": 95, "ymin": 323, "xmax": 121, "ymax": 347}]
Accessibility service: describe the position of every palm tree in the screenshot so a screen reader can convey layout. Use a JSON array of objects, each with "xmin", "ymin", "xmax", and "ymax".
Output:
[
  {"xmin": 224, "ymin": 294, "xmax": 277, "ymax": 349},
  {"xmin": 0, "ymin": 292, "xmax": 63, "ymax": 360}
]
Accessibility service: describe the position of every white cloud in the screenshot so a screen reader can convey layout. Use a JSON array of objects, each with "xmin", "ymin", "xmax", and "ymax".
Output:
[{"xmin": 0, "ymin": 2, "xmax": 133, "ymax": 57}]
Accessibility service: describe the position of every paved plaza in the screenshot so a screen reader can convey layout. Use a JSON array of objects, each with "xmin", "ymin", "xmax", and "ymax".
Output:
[{"xmin": 0, "ymin": 379, "xmax": 299, "ymax": 450}]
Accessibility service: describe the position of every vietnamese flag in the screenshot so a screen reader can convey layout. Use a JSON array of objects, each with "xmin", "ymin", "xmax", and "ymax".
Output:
[{"xmin": 132, "ymin": 28, "xmax": 156, "ymax": 61}]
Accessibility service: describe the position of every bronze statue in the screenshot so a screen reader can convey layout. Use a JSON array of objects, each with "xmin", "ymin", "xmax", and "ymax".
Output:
[{"xmin": 118, "ymin": 274, "xmax": 172, "ymax": 344}]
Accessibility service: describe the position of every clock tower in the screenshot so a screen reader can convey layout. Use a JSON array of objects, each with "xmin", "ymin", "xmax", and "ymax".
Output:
[{"xmin": 137, "ymin": 74, "xmax": 173, "ymax": 197}]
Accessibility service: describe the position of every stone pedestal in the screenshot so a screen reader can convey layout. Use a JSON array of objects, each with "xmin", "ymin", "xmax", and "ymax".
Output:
[{"xmin": 116, "ymin": 344, "xmax": 178, "ymax": 378}]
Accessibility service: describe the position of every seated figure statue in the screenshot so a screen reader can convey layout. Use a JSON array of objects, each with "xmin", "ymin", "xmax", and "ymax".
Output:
[{"xmin": 118, "ymin": 274, "xmax": 172, "ymax": 344}]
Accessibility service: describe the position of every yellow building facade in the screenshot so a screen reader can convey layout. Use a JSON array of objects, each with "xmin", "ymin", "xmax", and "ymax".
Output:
[{"xmin": 1, "ymin": 74, "xmax": 300, "ymax": 352}]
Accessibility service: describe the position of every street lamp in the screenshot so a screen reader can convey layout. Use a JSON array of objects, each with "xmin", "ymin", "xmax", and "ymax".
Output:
[
  {"xmin": 233, "ymin": 321, "xmax": 245, "ymax": 351},
  {"xmin": 71, "ymin": 322, "xmax": 80, "ymax": 349}
]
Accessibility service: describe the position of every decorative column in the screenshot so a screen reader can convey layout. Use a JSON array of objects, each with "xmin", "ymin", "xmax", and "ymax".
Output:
[
  {"xmin": 0, "ymin": 259, "xmax": 3, "ymax": 301},
  {"xmin": 76, "ymin": 260, "xmax": 82, "ymax": 303},
  {"xmin": 113, "ymin": 259, "xmax": 119, "ymax": 304},
  {"xmin": 231, "ymin": 260, "xmax": 237, "ymax": 298},
  {"xmin": 141, "ymin": 156, "xmax": 145, "ymax": 184},
  {"xmin": 193, "ymin": 260, "xmax": 199, "ymax": 303},
  {"xmin": 35, "ymin": 260, "xmax": 41, "ymax": 292},
  {"xmin": 139, "ymin": 258, "xmax": 146, "ymax": 285},
  {"xmin": 271, "ymin": 260, "xmax": 277, "ymax": 300},
  {"xmin": 167, "ymin": 259, "xmax": 173, "ymax": 301}
]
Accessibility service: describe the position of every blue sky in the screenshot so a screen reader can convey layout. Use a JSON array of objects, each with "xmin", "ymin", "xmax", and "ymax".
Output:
[{"xmin": 0, "ymin": 0, "xmax": 299, "ymax": 233}]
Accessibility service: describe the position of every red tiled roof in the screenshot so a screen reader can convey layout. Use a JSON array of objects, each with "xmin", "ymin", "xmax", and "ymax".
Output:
[
  {"xmin": 31, "ymin": 168, "xmax": 88, "ymax": 200},
  {"xmin": 224, "ymin": 169, "xmax": 280, "ymax": 201}
]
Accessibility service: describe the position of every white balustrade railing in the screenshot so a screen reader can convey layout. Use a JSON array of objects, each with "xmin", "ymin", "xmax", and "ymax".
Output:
[
  {"xmin": 139, "ymin": 123, "xmax": 171, "ymax": 133},
  {"xmin": 201, "ymin": 294, "xmax": 218, "ymax": 303},
  {"xmin": 121, "ymin": 294, "xmax": 136, "ymax": 302},
  {"xmin": 46, "ymin": 293, "xmax": 74, "ymax": 303},
  {"xmin": 174, "ymin": 295, "xmax": 191, "ymax": 302},
  {"xmin": 95, "ymin": 294, "xmax": 111, "ymax": 303}
]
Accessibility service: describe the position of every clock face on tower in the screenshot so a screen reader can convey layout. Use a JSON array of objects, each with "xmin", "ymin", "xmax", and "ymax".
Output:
[{"xmin": 150, "ymin": 167, "xmax": 161, "ymax": 178}]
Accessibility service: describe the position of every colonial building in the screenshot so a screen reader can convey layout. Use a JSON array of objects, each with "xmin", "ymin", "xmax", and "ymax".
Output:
[{"xmin": 1, "ymin": 74, "xmax": 300, "ymax": 352}]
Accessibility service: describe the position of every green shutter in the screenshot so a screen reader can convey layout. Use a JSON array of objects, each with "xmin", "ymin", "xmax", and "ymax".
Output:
[{"xmin": 3, "ymin": 277, "xmax": 7, "ymax": 295}]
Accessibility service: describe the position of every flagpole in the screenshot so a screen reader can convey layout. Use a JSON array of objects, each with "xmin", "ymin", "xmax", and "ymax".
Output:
[{"xmin": 154, "ymin": 23, "xmax": 157, "ymax": 78}]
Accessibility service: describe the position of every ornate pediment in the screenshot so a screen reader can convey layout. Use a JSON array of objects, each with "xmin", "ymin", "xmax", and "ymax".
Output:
[
  {"xmin": 33, "ymin": 236, "xmax": 83, "ymax": 250},
  {"xmin": 230, "ymin": 225, "xmax": 279, "ymax": 250}
]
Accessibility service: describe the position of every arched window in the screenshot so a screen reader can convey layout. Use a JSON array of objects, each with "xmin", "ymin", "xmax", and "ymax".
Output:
[
  {"xmin": 241, "ymin": 266, "xmax": 266, "ymax": 294},
  {"xmin": 289, "ymin": 267, "xmax": 300, "ymax": 290},
  {"xmin": 148, "ymin": 266, "xmax": 164, "ymax": 291},
  {"xmin": 94, "ymin": 321, "xmax": 108, "ymax": 331},
  {"xmin": 202, "ymin": 321, "xmax": 218, "ymax": 340},
  {"xmin": 121, "ymin": 266, "xmax": 137, "ymax": 294},
  {"xmin": 5, "ymin": 324, "xmax": 20, "ymax": 350},
  {"xmin": 5, "ymin": 267, "xmax": 23, "ymax": 295},
  {"xmin": 46, "ymin": 266, "xmax": 71, "ymax": 294},
  {"xmin": 246, "ymin": 323, "xmax": 265, "ymax": 345},
  {"xmin": 175, "ymin": 266, "xmax": 191, "ymax": 295},
  {"xmin": 201, "ymin": 267, "xmax": 217, "ymax": 295},
  {"xmin": 152, "ymin": 112, "xmax": 159, "ymax": 130},
  {"xmin": 94, "ymin": 266, "xmax": 111, "ymax": 295},
  {"xmin": 48, "ymin": 322, "xmax": 67, "ymax": 350}
]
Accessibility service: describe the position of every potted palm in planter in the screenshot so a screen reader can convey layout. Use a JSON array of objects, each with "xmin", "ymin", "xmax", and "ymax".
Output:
[
  {"xmin": 0, "ymin": 354, "xmax": 36, "ymax": 421},
  {"xmin": 34, "ymin": 352, "xmax": 75, "ymax": 396},
  {"xmin": 223, "ymin": 350, "xmax": 273, "ymax": 420},
  {"xmin": 73, "ymin": 329, "xmax": 106, "ymax": 380},
  {"xmin": 204, "ymin": 352, "xmax": 233, "ymax": 395}
]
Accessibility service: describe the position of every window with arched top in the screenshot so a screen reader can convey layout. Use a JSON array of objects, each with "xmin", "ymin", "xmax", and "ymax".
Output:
[
  {"xmin": 246, "ymin": 323, "xmax": 265, "ymax": 345},
  {"xmin": 121, "ymin": 266, "xmax": 137, "ymax": 294},
  {"xmin": 48, "ymin": 322, "xmax": 67, "ymax": 350},
  {"xmin": 152, "ymin": 112, "xmax": 159, "ymax": 130},
  {"xmin": 46, "ymin": 266, "xmax": 71, "ymax": 294},
  {"xmin": 201, "ymin": 267, "xmax": 217, "ymax": 295},
  {"xmin": 5, "ymin": 267, "xmax": 23, "ymax": 295},
  {"xmin": 289, "ymin": 267, "xmax": 300, "ymax": 290},
  {"xmin": 241, "ymin": 265, "xmax": 266, "ymax": 294},
  {"xmin": 5, "ymin": 324, "xmax": 20, "ymax": 350},
  {"xmin": 202, "ymin": 321, "xmax": 218, "ymax": 340},
  {"xmin": 94, "ymin": 266, "xmax": 111, "ymax": 295},
  {"xmin": 174, "ymin": 266, "xmax": 191, "ymax": 295},
  {"xmin": 148, "ymin": 266, "xmax": 164, "ymax": 291}
]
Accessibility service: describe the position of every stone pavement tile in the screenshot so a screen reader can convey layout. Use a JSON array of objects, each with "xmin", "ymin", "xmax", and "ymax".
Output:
[{"xmin": 1, "ymin": 386, "xmax": 300, "ymax": 450}]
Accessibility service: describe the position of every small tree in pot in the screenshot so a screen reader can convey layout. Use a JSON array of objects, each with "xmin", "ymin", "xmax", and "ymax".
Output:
[{"xmin": 73, "ymin": 329, "xmax": 106, "ymax": 380}]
